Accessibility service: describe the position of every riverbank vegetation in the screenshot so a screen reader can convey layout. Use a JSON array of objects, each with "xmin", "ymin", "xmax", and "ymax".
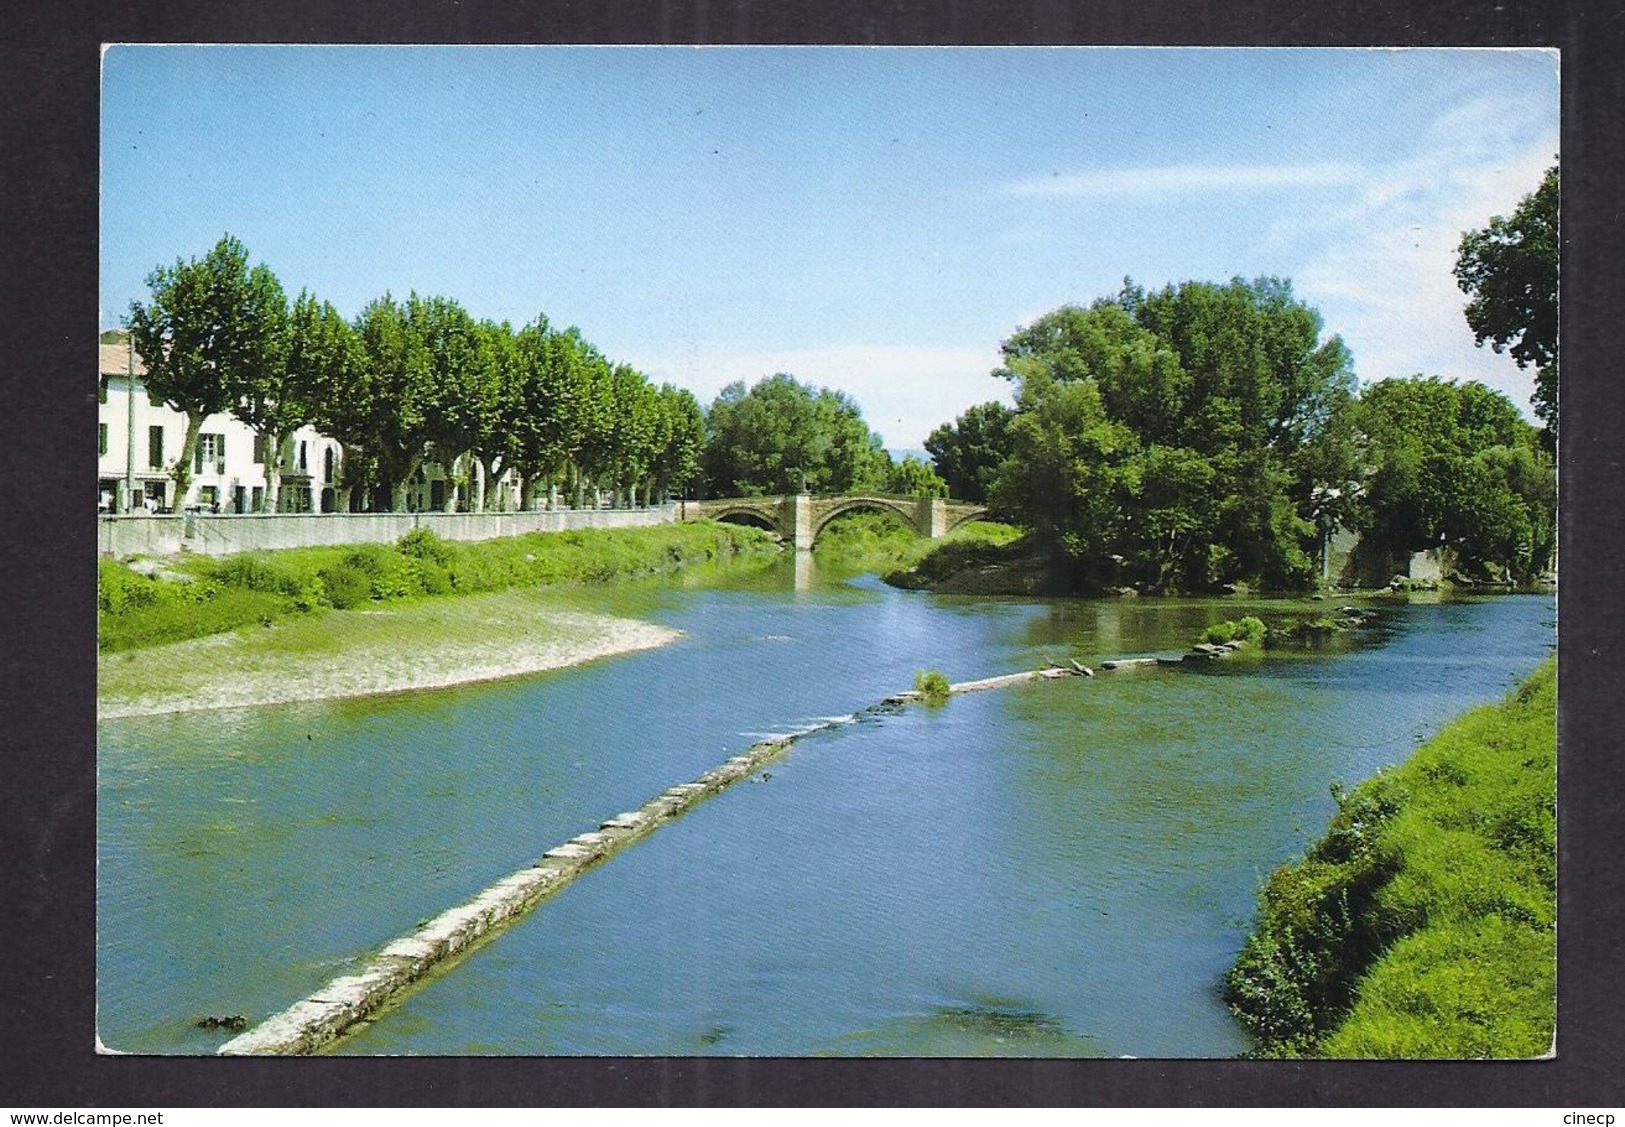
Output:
[
  {"xmin": 98, "ymin": 522, "xmax": 777, "ymax": 653},
  {"xmin": 912, "ymin": 668, "xmax": 951, "ymax": 704},
  {"xmin": 917, "ymin": 278, "xmax": 1554, "ymax": 596},
  {"xmin": 1224, "ymin": 657, "xmax": 1556, "ymax": 1058},
  {"xmin": 811, "ymin": 510, "xmax": 1021, "ymax": 577}
]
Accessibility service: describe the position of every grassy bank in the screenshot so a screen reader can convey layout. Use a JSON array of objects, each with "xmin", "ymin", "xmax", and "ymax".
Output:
[
  {"xmin": 98, "ymin": 521, "xmax": 778, "ymax": 653},
  {"xmin": 1225, "ymin": 657, "xmax": 1556, "ymax": 1058}
]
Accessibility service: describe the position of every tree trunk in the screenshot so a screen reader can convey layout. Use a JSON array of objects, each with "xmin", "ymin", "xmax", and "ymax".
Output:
[
  {"xmin": 472, "ymin": 457, "xmax": 487, "ymax": 513},
  {"xmin": 392, "ymin": 454, "xmax": 424, "ymax": 513},
  {"xmin": 572, "ymin": 463, "xmax": 584, "ymax": 510},
  {"xmin": 173, "ymin": 414, "xmax": 204, "ymax": 512},
  {"xmin": 263, "ymin": 430, "xmax": 284, "ymax": 513}
]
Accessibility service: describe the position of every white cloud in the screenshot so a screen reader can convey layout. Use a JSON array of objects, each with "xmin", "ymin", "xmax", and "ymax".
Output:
[
  {"xmin": 1286, "ymin": 97, "xmax": 1557, "ymax": 414},
  {"xmin": 999, "ymin": 161, "xmax": 1365, "ymax": 199},
  {"xmin": 622, "ymin": 342, "xmax": 1014, "ymax": 451}
]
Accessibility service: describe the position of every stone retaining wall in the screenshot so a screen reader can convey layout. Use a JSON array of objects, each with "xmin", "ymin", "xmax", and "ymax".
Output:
[{"xmin": 98, "ymin": 506, "xmax": 677, "ymax": 559}]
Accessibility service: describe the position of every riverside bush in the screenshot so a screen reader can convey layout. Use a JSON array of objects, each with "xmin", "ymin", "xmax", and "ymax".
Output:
[
  {"xmin": 913, "ymin": 668, "xmax": 952, "ymax": 704},
  {"xmin": 98, "ymin": 521, "xmax": 778, "ymax": 652},
  {"xmin": 1200, "ymin": 616, "xmax": 1268, "ymax": 646},
  {"xmin": 1225, "ymin": 658, "xmax": 1556, "ymax": 1058}
]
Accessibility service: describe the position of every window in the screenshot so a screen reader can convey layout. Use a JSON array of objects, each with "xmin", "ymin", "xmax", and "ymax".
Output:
[
  {"xmin": 99, "ymin": 423, "xmax": 108, "ymax": 456},
  {"xmin": 251, "ymin": 486, "xmax": 263, "ymax": 513},
  {"xmin": 148, "ymin": 425, "xmax": 164, "ymax": 470},
  {"xmin": 298, "ymin": 440, "xmax": 308, "ymax": 472},
  {"xmin": 253, "ymin": 434, "xmax": 266, "ymax": 464},
  {"xmin": 324, "ymin": 447, "xmax": 335, "ymax": 483},
  {"xmin": 98, "ymin": 376, "xmax": 109, "ymax": 404},
  {"xmin": 195, "ymin": 433, "xmax": 226, "ymax": 474}
]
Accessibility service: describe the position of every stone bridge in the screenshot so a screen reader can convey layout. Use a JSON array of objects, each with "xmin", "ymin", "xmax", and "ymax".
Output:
[{"xmin": 679, "ymin": 493, "xmax": 989, "ymax": 551}]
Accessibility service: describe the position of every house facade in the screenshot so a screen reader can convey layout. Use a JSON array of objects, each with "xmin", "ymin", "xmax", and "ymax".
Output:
[{"xmin": 98, "ymin": 342, "xmax": 345, "ymax": 514}]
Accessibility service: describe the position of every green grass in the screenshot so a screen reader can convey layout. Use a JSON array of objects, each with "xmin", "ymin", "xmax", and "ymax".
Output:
[
  {"xmin": 1225, "ymin": 657, "xmax": 1556, "ymax": 1058},
  {"xmin": 98, "ymin": 522, "xmax": 777, "ymax": 653}
]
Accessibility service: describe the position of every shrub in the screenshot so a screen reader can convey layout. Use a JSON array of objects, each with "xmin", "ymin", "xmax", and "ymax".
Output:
[
  {"xmin": 913, "ymin": 668, "xmax": 952, "ymax": 705},
  {"xmin": 318, "ymin": 560, "xmax": 376, "ymax": 609},
  {"xmin": 398, "ymin": 527, "xmax": 455, "ymax": 567},
  {"xmin": 1200, "ymin": 615, "xmax": 1268, "ymax": 646}
]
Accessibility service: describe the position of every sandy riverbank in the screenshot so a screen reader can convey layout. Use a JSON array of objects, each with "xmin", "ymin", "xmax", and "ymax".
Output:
[{"xmin": 97, "ymin": 588, "xmax": 682, "ymax": 720}]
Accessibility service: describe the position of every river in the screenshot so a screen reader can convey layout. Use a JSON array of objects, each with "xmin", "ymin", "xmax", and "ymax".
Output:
[{"xmin": 96, "ymin": 557, "xmax": 1555, "ymax": 1056}]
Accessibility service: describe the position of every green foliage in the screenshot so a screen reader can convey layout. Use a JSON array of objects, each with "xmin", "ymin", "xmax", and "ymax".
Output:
[
  {"xmin": 913, "ymin": 668, "xmax": 952, "ymax": 704},
  {"xmin": 98, "ymin": 559, "xmax": 290, "ymax": 651},
  {"xmin": 1226, "ymin": 659, "xmax": 1556, "ymax": 1058},
  {"xmin": 1199, "ymin": 615, "xmax": 1267, "ymax": 645},
  {"xmin": 702, "ymin": 373, "xmax": 894, "ymax": 496},
  {"xmin": 1455, "ymin": 166, "xmax": 1558, "ymax": 442},
  {"xmin": 97, "ymin": 522, "xmax": 779, "ymax": 651},
  {"xmin": 988, "ymin": 278, "xmax": 1355, "ymax": 592},
  {"xmin": 883, "ymin": 522, "xmax": 1027, "ymax": 589},
  {"xmin": 886, "ymin": 454, "xmax": 949, "ymax": 498},
  {"xmin": 1353, "ymin": 376, "xmax": 1554, "ymax": 582},
  {"xmin": 925, "ymin": 401, "xmax": 1015, "ymax": 504},
  {"xmin": 127, "ymin": 234, "xmax": 288, "ymax": 506},
  {"xmin": 812, "ymin": 509, "xmax": 920, "ymax": 571}
]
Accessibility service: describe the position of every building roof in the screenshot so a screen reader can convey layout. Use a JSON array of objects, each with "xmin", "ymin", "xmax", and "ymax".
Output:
[{"xmin": 99, "ymin": 341, "xmax": 147, "ymax": 377}]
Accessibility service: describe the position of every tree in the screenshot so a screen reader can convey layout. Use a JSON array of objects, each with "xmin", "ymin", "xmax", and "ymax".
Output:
[
  {"xmin": 465, "ymin": 320, "xmax": 520, "ymax": 511},
  {"xmin": 300, "ymin": 300, "xmax": 372, "ymax": 513},
  {"xmin": 702, "ymin": 374, "xmax": 893, "ymax": 496},
  {"xmin": 650, "ymin": 384, "xmax": 705, "ymax": 502},
  {"xmin": 408, "ymin": 294, "xmax": 488, "ymax": 512},
  {"xmin": 886, "ymin": 454, "xmax": 948, "ymax": 498},
  {"xmin": 352, "ymin": 294, "xmax": 437, "ymax": 512},
  {"xmin": 127, "ymin": 235, "xmax": 287, "ymax": 510},
  {"xmin": 989, "ymin": 278, "xmax": 1355, "ymax": 590},
  {"xmin": 603, "ymin": 363, "xmax": 661, "ymax": 507},
  {"xmin": 1353, "ymin": 376, "xmax": 1554, "ymax": 582},
  {"xmin": 925, "ymin": 401, "xmax": 1015, "ymax": 504},
  {"xmin": 509, "ymin": 317, "xmax": 579, "ymax": 510},
  {"xmin": 1455, "ymin": 165, "xmax": 1558, "ymax": 443},
  {"xmin": 990, "ymin": 362, "xmax": 1140, "ymax": 585},
  {"xmin": 238, "ymin": 289, "xmax": 342, "ymax": 513}
]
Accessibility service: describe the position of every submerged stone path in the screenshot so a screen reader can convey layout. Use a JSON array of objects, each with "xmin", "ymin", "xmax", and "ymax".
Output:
[{"xmin": 217, "ymin": 655, "xmax": 1185, "ymax": 1055}]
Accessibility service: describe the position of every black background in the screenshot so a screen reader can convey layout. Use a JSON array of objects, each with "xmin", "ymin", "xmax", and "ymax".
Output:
[{"xmin": 3, "ymin": 0, "xmax": 1620, "ymax": 1107}]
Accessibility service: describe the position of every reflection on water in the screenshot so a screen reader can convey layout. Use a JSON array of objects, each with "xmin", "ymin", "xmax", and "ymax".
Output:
[{"xmin": 98, "ymin": 554, "xmax": 1554, "ymax": 1056}]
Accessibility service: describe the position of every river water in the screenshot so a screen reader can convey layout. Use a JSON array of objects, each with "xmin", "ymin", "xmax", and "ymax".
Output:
[{"xmin": 97, "ymin": 558, "xmax": 1554, "ymax": 1056}]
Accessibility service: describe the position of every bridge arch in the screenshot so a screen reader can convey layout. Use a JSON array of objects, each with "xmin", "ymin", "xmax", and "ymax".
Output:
[
  {"xmin": 705, "ymin": 502, "xmax": 783, "ymax": 536},
  {"xmin": 807, "ymin": 496, "xmax": 924, "ymax": 543},
  {"xmin": 941, "ymin": 505, "xmax": 991, "ymax": 534}
]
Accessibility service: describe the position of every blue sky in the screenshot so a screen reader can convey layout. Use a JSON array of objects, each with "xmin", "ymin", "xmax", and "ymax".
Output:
[{"xmin": 101, "ymin": 46, "xmax": 1559, "ymax": 450}]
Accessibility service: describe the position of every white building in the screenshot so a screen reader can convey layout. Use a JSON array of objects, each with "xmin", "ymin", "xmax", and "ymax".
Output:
[{"xmin": 98, "ymin": 341, "xmax": 344, "ymax": 514}]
